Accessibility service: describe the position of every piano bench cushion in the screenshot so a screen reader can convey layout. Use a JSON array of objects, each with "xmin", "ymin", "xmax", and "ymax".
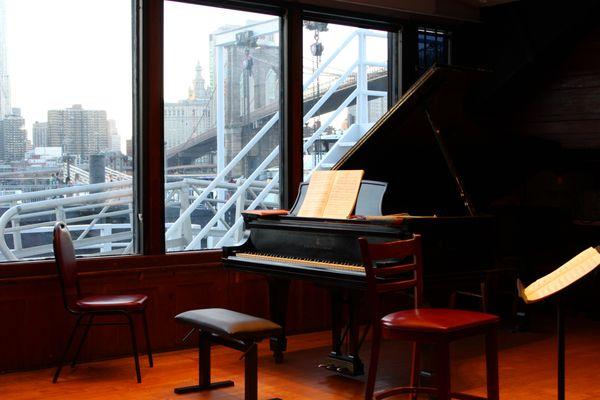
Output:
[{"xmin": 175, "ymin": 308, "xmax": 282, "ymax": 340}]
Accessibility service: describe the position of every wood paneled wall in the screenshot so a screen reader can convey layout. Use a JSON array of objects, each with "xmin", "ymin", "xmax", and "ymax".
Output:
[
  {"xmin": 0, "ymin": 254, "xmax": 331, "ymax": 373},
  {"xmin": 510, "ymin": 23, "xmax": 600, "ymax": 149}
]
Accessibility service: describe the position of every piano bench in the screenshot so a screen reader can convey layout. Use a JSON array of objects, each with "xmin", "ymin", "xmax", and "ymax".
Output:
[{"xmin": 174, "ymin": 308, "xmax": 282, "ymax": 400}]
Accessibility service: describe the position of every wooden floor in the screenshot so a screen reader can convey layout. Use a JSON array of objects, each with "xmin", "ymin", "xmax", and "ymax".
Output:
[{"xmin": 1, "ymin": 315, "xmax": 599, "ymax": 400}]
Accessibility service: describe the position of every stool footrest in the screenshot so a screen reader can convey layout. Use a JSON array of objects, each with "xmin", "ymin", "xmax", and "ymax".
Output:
[{"xmin": 174, "ymin": 380, "xmax": 234, "ymax": 394}]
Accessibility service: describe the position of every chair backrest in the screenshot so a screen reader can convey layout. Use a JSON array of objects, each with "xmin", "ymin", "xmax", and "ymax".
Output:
[
  {"xmin": 358, "ymin": 234, "xmax": 423, "ymax": 320},
  {"xmin": 53, "ymin": 222, "xmax": 80, "ymax": 312}
]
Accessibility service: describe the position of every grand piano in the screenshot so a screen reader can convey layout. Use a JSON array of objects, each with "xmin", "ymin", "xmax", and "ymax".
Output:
[{"xmin": 223, "ymin": 65, "xmax": 497, "ymax": 376}]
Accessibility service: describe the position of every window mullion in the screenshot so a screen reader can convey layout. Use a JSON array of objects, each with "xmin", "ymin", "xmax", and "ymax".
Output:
[{"xmin": 136, "ymin": 0, "xmax": 166, "ymax": 255}]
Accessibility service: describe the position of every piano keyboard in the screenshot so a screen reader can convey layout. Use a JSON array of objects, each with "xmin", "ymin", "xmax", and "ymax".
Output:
[{"xmin": 234, "ymin": 252, "xmax": 365, "ymax": 274}]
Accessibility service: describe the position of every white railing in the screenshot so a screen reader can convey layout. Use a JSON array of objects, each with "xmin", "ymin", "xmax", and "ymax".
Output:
[
  {"xmin": 0, "ymin": 178, "xmax": 277, "ymax": 261},
  {"xmin": 0, "ymin": 27, "xmax": 388, "ymax": 261},
  {"xmin": 166, "ymin": 28, "xmax": 388, "ymax": 250}
]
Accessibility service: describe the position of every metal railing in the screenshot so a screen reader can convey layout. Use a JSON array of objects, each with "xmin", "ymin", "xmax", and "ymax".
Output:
[
  {"xmin": 0, "ymin": 27, "xmax": 387, "ymax": 261},
  {"xmin": 0, "ymin": 177, "xmax": 277, "ymax": 261},
  {"xmin": 165, "ymin": 28, "xmax": 388, "ymax": 251}
]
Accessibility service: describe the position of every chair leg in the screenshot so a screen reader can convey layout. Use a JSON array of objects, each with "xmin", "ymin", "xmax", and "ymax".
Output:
[
  {"xmin": 245, "ymin": 343, "xmax": 258, "ymax": 400},
  {"xmin": 53, "ymin": 314, "xmax": 84, "ymax": 383},
  {"xmin": 71, "ymin": 315, "xmax": 94, "ymax": 368},
  {"xmin": 485, "ymin": 328, "xmax": 500, "ymax": 400},
  {"xmin": 481, "ymin": 278, "xmax": 489, "ymax": 313},
  {"xmin": 410, "ymin": 342, "xmax": 421, "ymax": 400},
  {"xmin": 365, "ymin": 327, "xmax": 381, "ymax": 400},
  {"xmin": 435, "ymin": 341, "xmax": 451, "ymax": 400},
  {"xmin": 126, "ymin": 313, "xmax": 142, "ymax": 383},
  {"xmin": 142, "ymin": 310, "xmax": 154, "ymax": 367}
]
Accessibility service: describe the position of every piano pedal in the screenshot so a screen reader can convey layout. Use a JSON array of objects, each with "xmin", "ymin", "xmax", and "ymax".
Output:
[
  {"xmin": 318, "ymin": 363, "xmax": 339, "ymax": 372},
  {"xmin": 419, "ymin": 370, "xmax": 433, "ymax": 379},
  {"xmin": 319, "ymin": 355, "xmax": 364, "ymax": 376}
]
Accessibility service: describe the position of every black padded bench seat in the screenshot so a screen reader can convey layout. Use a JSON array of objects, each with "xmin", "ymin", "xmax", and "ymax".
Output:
[
  {"xmin": 174, "ymin": 308, "xmax": 282, "ymax": 400},
  {"xmin": 176, "ymin": 308, "xmax": 281, "ymax": 340}
]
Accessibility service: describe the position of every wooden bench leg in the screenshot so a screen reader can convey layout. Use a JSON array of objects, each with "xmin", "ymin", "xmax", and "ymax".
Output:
[
  {"xmin": 245, "ymin": 343, "xmax": 258, "ymax": 400},
  {"xmin": 174, "ymin": 330, "xmax": 234, "ymax": 395}
]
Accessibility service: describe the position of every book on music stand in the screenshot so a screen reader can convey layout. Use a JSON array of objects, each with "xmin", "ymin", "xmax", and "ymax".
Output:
[{"xmin": 517, "ymin": 246, "xmax": 600, "ymax": 400}]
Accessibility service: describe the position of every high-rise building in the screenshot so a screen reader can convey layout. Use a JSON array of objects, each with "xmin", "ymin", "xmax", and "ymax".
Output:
[
  {"xmin": 0, "ymin": 0, "xmax": 12, "ymax": 118},
  {"xmin": 33, "ymin": 121, "xmax": 48, "ymax": 148},
  {"xmin": 47, "ymin": 104, "xmax": 109, "ymax": 159},
  {"xmin": 108, "ymin": 119, "xmax": 121, "ymax": 153},
  {"xmin": 0, "ymin": 109, "xmax": 26, "ymax": 162},
  {"xmin": 164, "ymin": 64, "xmax": 212, "ymax": 148}
]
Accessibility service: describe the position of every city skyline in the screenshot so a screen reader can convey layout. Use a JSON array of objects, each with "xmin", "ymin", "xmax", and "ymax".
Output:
[{"xmin": 3, "ymin": 0, "xmax": 132, "ymax": 152}]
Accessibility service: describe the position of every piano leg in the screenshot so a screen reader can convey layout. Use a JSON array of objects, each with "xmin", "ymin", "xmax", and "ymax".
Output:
[
  {"xmin": 322, "ymin": 289, "xmax": 365, "ymax": 376},
  {"xmin": 267, "ymin": 277, "xmax": 290, "ymax": 363}
]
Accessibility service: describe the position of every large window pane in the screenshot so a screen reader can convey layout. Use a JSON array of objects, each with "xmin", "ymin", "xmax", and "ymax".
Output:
[
  {"xmin": 164, "ymin": 2, "xmax": 281, "ymax": 251},
  {"xmin": 302, "ymin": 21, "xmax": 390, "ymax": 179},
  {"xmin": 0, "ymin": 0, "xmax": 134, "ymax": 262}
]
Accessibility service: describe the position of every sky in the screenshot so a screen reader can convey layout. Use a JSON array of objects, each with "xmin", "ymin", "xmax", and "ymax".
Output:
[
  {"xmin": 4, "ymin": 0, "xmax": 388, "ymax": 151},
  {"xmin": 5, "ymin": 0, "xmax": 133, "ymax": 150}
]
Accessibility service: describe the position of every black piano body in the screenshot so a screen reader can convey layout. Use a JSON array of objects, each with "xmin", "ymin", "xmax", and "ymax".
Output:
[{"xmin": 223, "ymin": 66, "xmax": 497, "ymax": 376}]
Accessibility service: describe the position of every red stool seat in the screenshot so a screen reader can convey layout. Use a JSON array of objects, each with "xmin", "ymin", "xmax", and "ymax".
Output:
[
  {"xmin": 76, "ymin": 294, "xmax": 148, "ymax": 312},
  {"xmin": 382, "ymin": 308, "xmax": 499, "ymax": 333}
]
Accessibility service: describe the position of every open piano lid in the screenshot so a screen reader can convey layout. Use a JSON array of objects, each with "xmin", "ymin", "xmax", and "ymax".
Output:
[{"xmin": 334, "ymin": 65, "xmax": 491, "ymax": 217}]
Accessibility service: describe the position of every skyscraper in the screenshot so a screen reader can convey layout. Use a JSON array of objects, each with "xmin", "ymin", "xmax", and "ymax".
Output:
[
  {"xmin": 47, "ymin": 104, "xmax": 109, "ymax": 159},
  {"xmin": 0, "ymin": 109, "xmax": 26, "ymax": 162},
  {"xmin": 33, "ymin": 121, "xmax": 48, "ymax": 148},
  {"xmin": 0, "ymin": 0, "xmax": 12, "ymax": 118},
  {"xmin": 164, "ymin": 64, "xmax": 212, "ymax": 148}
]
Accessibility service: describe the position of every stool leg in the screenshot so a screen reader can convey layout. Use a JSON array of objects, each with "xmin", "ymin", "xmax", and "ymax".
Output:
[
  {"xmin": 410, "ymin": 342, "xmax": 421, "ymax": 400},
  {"xmin": 436, "ymin": 341, "xmax": 451, "ymax": 400},
  {"xmin": 174, "ymin": 330, "xmax": 234, "ymax": 395},
  {"xmin": 245, "ymin": 343, "xmax": 258, "ymax": 400},
  {"xmin": 485, "ymin": 327, "xmax": 500, "ymax": 400},
  {"xmin": 126, "ymin": 313, "xmax": 142, "ymax": 383},
  {"xmin": 364, "ymin": 326, "xmax": 381, "ymax": 400},
  {"xmin": 480, "ymin": 280, "xmax": 489, "ymax": 313},
  {"xmin": 142, "ymin": 310, "xmax": 153, "ymax": 367}
]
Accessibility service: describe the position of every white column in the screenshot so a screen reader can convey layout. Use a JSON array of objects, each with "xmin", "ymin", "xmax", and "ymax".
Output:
[
  {"xmin": 216, "ymin": 45, "xmax": 225, "ymax": 174},
  {"xmin": 357, "ymin": 31, "xmax": 368, "ymax": 125}
]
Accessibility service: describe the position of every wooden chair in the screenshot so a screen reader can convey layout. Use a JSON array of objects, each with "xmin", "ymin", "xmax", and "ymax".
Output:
[
  {"xmin": 52, "ymin": 221, "xmax": 153, "ymax": 383},
  {"xmin": 360, "ymin": 234, "xmax": 500, "ymax": 400}
]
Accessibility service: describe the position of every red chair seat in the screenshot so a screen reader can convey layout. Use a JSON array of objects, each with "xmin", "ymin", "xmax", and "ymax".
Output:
[
  {"xmin": 76, "ymin": 294, "xmax": 148, "ymax": 311},
  {"xmin": 382, "ymin": 308, "xmax": 499, "ymax": 333}
]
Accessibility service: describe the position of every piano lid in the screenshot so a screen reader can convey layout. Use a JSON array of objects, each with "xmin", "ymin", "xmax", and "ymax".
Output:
[{"xmin": 334, "ymin": 65, "xmax": 491, "ymax": 217}]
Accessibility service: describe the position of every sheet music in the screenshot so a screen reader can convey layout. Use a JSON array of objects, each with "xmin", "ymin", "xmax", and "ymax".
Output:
[
  {"xmin": 322, "ymin": 170, "xmax": 364, "ymax": 219},
  {"xmin": 522, "ymin": 247, "xmax": 600, "ymax": 303},
  {"xmin": 297, "ymin": 170, "xmax": 364, "ymax": 219},
  {"xmin": 297, "ymin": 171, "xmax": 333, "ymax": 218}
]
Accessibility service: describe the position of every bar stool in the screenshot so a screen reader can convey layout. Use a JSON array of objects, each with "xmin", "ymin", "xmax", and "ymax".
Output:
[{"xmin": 360, "ymin": 235, "xmax": 500, "ymax": 400}]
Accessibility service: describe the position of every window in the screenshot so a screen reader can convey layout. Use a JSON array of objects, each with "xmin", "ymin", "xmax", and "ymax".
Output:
[
  {"xmin": 302, "ymin": 21, "xmax": 390, "ymax": 179},
  {"xmin": 417, "ymin": 27, "xmax": 451, "ymax": 75},
  {"xmin": 0, "ymin": 0, "xmax": 134, "ymax": 262},
  {"xmin": 163, "ymin": 1, "xmax": 281, "ymax": 251}
]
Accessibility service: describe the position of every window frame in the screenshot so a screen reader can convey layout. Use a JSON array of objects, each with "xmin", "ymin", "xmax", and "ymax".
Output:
[{"xmin": 0, "ymin": 0, "xmax": 438, "ymax": 270}]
